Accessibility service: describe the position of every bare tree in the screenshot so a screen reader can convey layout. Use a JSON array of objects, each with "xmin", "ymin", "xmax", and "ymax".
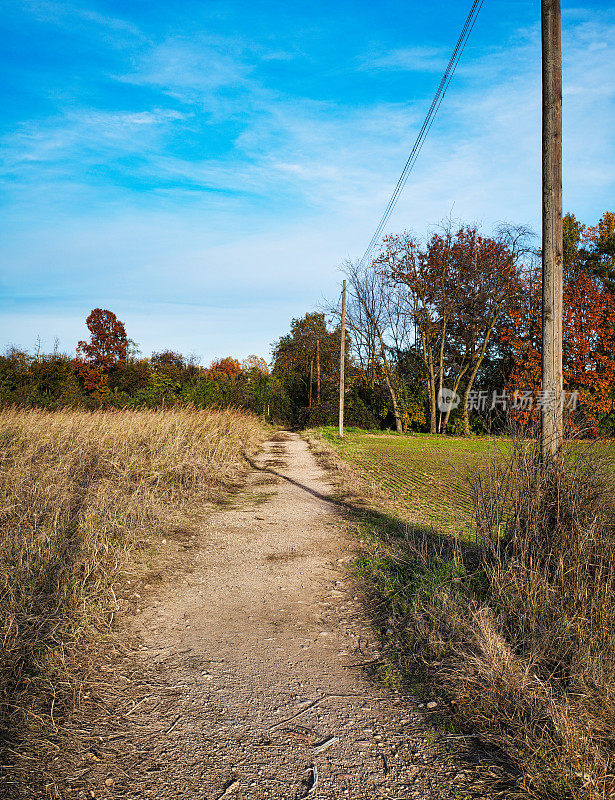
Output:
[
  {"xmin": 333, "ymin": 258, "xmax": 408, "ymax": 433},
  {"xmin": 376, "ymin": 227, "xmax": 461, "ymax": 434}
]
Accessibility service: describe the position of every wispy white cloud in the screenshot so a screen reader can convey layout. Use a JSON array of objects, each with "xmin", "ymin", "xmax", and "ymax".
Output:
[
  {"xmin": 3, "ymin": 7, "xmax": 613, "ymax": 225},
  {"xmin": 117, "ymin": 36, "xmax": 255, "ymax": 100},
  {"xmin": 359, "ymin": 45, "xmax": 447, "ymax": 73},
  {"xmin": 0, "ymin": 107, "xmax": 190, "ymax": 187},
  {"xmin": 1, "ymin": 2, "xmax": 614, "ymax": 360},
  {"xmin": 17, "ymin": 0, "xmax": 143, "ymax": 38}
]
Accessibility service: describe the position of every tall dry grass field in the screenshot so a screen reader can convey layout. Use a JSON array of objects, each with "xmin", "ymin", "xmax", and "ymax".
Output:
[{"xmin": 0, "ymin": 406, "xmax": 265, "ymax": 732}]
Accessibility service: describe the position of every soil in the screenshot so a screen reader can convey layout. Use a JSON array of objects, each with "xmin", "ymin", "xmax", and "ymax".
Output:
[{"xmin": 15, "ymin": 432, "xmax": 500, "ymax": 799}]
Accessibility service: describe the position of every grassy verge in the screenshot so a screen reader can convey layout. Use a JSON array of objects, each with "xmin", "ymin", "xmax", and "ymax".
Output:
[
  {"xmin": 307, "ymin": 427, "xmax": 615, "ymax": 800},
  {"xmin": 0, "ymin": 406, "xmax": 267, "ymax": 744}
]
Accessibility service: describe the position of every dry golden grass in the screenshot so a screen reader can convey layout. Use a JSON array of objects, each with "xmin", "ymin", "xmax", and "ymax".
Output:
[
  {"xmin": 0, "ymin": 406, "xmax": 266, "ymax": 734},
  {"xmin": 464, "ymin": 441, "xmax": 615, "ymax": 799}
]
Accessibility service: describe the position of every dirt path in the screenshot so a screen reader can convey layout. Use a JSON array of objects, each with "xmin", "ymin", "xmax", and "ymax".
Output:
[{"xmin": 49, "ymin": 433, "xmax": 488, "ymax": 799}]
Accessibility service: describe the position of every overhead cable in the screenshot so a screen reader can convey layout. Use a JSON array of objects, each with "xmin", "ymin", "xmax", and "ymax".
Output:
[{"xmin": 358, "ymin": 0, "xmax": 484, "ymax": 269}]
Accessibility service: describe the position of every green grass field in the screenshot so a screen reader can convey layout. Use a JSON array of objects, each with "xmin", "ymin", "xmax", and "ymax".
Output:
[{"xmin": 318, "ymin": 427, "xmax": 510, "ymax": 534}]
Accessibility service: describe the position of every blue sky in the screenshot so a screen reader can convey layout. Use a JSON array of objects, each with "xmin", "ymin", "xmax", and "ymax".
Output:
[{"xmin": 1, "ymin": 0, "xmax": 614, "ymax": 363}]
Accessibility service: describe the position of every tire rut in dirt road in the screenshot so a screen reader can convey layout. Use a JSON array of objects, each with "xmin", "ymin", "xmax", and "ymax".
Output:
[{"xmin": 49, "ymin": 433, "xmax": 489, "ymax": 799}]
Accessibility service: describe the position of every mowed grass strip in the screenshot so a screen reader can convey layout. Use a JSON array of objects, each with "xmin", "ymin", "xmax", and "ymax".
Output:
[{"xmin": 318, "ymin": 427, "xmax": 508, "ymax": 534}]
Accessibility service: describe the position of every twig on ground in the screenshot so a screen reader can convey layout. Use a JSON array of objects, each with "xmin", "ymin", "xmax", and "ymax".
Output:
[
  {"xmin": 215, "ymin": 778, "xmax": 239, "ymax": 798},
  {"xmin": 313, "ymin": 736, "xmax": 339, "ymax": 754},
  {"xmin": 123, "ymin": 696, "xmax": 151, "ymax": 716},
  {"xmin": 164, "ymin": 715, "xmax": 181, "ymax": 734},
  {"xmin": 269, "ymin": 694, "xmax": 362, "ymax": 730},
  {"xmin": 306, "ymin": 764, "xmax": 318, "ymax": 795}
]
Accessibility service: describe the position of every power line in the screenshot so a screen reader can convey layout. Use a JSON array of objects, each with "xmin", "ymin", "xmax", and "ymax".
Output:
[{"xmin": 358, "ymin": 0, "xmax": 484, "ymax": 269}]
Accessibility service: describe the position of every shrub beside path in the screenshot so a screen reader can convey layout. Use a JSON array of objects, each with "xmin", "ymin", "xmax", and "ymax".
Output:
[{"xmin": 28, "ymin": 433, "xmax": 490, "ymax": 799}]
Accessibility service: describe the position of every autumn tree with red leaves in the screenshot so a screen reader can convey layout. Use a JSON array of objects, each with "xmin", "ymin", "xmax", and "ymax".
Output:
[
  {"xmin": 76, "ymin": 308, "xmax": 128, "ymax": 397},
  {"xmin": 377, "ymin": 223, "xmax": 527, "ymax": 434},
  {"xmin": 503, "ymin": 211, "xmax": 615, "ymax": 434},
  {"xmin": 208, "ymin": 357, "xmax": 242, "ymax": 381},
  {"xmin": 504, "ymin": 264, "xmax": 615, "ymax": 434}
]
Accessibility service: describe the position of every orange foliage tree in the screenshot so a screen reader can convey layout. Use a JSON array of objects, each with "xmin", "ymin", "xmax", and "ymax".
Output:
[
  {"xmin": 505, "ymin": 268, "xmax": 615, "ymax": 434},
  {"xmin": 208, "ymin": 357, "xmax": 242, "ymax": 381},
  {"xmin": 76, "ymin": 308, "xmax": 128, "ymax": 397}
]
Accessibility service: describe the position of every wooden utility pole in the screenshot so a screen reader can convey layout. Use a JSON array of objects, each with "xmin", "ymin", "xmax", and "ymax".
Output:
[
  {"xmin": 316, "ymin": 338, "xmax": 321, "ymax": 404},
  {"xmin": 541, "ymin": 0, "xmax": 564, "ymax": 460},
  {"xmin": 339, "ymin": 280, "xmax": 347, "ymax": 438},
  {"xmin": 309, "ymin": 358, "xmax": 313, "ymax": 408}
]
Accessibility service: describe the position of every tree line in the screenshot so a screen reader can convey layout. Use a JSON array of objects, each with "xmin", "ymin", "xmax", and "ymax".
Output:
[
  {"xmin": 270, "ymin": 212, "xmax": 615, "ymax": 436},
  {"xmin": 2, "ymin": 211, "xmax": 613, "ymax": 434},
  {"xmin": 0, "ymin": 309, "xmax": 290, "ymax": 420}
]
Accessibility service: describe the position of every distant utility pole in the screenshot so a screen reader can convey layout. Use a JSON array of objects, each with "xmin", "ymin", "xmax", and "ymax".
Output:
[
  {"xmin": 541, "ymin": 0, "xmax": 564, "ymax": 460},
  {"xmin": 339, "ymin": 280, "xmax": 347, "ymax": 438},
  {"xmin": 316, "ymin": 338, "xmax": 321, "ymax": 404},
  {"xmin": 309, "ymin": 358, "xmax": 314, "ymax": 408}
]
